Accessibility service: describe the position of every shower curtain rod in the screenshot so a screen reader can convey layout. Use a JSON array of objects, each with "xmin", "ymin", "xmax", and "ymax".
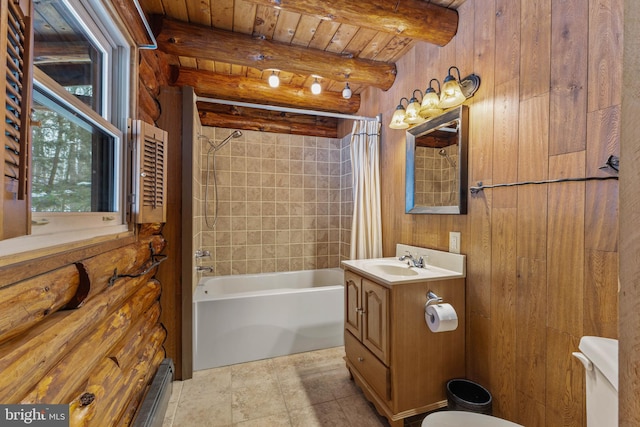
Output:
[{"xmin": 195, "ymin": 96, "xmax": 380, "ymax": 122}]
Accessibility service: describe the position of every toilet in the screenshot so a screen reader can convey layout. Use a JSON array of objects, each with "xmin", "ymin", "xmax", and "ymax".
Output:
[
  {"xmin": 572, "ymin": 336, "xmax": 618, "ymax": 427},
  {"xmin": 421, "ymin": 411, "xmax": 522, "ymax": 427},
  {"xmin": 422, "ymin": 335, "xmax": 618, "ymax": 427}
]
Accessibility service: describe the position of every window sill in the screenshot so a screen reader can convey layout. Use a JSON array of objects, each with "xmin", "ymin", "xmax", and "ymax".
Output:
[{"xmin": 0, "ymin": 225, "xmax": 133, "ymax": 269}]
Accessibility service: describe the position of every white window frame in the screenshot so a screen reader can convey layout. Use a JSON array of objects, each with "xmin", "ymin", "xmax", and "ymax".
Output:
[{"xmin": 0, "ymin": 0, "xmax": 133, "ymax": 259}]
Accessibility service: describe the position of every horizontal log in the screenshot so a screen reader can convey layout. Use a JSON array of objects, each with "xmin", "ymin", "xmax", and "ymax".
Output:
[
  {"xmin": 139, "ymin": 56, "xmax": 161, "ymax": 98},
  {"xmin": 136, "ymin": 109, "xmax": 156, "ymax": 128},
  {"xmin": 0, "ymin": 234, "xmax": 136, "ymax": 287},
  {"xmin": 199, "ymin": 110, "xmax": 338, "ymax": 138},
  {"xmin": 175, "ymin": 67, "xmax": 361, "ymax": 114},
  {"xmin": 154, "ymin": 17, "xmax": 396, "ymax": 90},
  {"xmin": 0, "ymin": 274, "xmax": 155, "ymax": 403},
  {"xmin": 0, "ymin": 265, "xmax": 79, "ymax": 344},
  {"xmin": 197, "ymin": 101, "xmax": 340, "ymax": 125},
  {"xmin": 138, "ymin": 80, "xmax": 161, "ymax": 123},
  {"xmin": 21, "ymin": 284, "xmax": 160, "ymax": 404},
  {"xmin": 247, "ymin": 0, "xmax": 458, "ymax": 46},
  {"xmin": 138, "ymin": 223, "xmax": 163, "ymax": 238},
  {"xmin": 140, "ymin": 49, "xmax": 172, "ymax": 90},
  {"xmin": 69, "ymin": 332, "xmax": 165, "ymax": 426},
  {"xmin": 109, "ymin": 305, "xmax": 164, "ymax": 371},
  {"xmin": 68, "ymin": 358, "xmax": 119, "ymax": 427},
  {"xmin": 79, "ymin": 235, "xmax": 165, "ymax": 300},
  {"xmin": 115, "ymin": 347, "xmax": 165, "ymax": 426},
  {"xmin": 110, "ymin": 0, "xmax": 155, "ymax": 47}
]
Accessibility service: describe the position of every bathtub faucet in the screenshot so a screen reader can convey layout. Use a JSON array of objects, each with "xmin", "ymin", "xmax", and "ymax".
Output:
[
  {"xmin": 195, "ymin": 250, "xmax": 211, "ymax": 258},
  {"xmin": 196, "ymin": 266, "xmax": 214, "ymax": 273}
]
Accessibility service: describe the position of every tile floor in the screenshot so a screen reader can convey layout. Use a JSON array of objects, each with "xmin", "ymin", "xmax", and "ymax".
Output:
[{"xmin": 162, "ymin": 346, "xmax": 428, "ymax": 427}]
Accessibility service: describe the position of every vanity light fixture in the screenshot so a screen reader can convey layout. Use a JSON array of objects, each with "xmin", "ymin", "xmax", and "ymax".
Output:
[
  {"xmin": 419, "ymin": 79, "xmax": 443, "ymax": 118},
  {"xmin": 311, "ymin": 78, "xmax": 322, "ymax": 95},
  {"xmin": 268, "ymin": 71, "xmax": 280, "ymax": 88},
  {"xmin": 388, "ymin": 67, "xmax": 480, "ymax": 129},
  {"xmin": 389, "ymin": 97, "xmax": 410, "ymax": 129},
  {"xmin": 342, "ymin": 82, "xmax": 352, "ymax": 99},
  {"xmin": 404, "ymin": 89, "xmax": 425, "ymax": 124},
  {"xmin": 439, "ymin": 66, "xmax": 480, "ymax": 109}
]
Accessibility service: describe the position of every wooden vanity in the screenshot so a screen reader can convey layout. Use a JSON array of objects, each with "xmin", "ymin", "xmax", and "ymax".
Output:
[{"xmin": 342, "ymin": 253, "xmax": 466, "ymax": 427}]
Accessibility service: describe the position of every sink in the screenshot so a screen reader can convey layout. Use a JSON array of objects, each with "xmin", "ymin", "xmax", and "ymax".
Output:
[
  {"xmin": 366, "ymin": 262, "xmax": 419, "ymax": 277},
  {"xmin": 342, "ymin": 245, "xmax": 466, "ymax": 285}
]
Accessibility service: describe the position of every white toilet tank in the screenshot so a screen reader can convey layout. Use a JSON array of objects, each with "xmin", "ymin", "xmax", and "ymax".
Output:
[{"xmin": 573, "ymin": 336, "xmax": 618, "ymax": 427}]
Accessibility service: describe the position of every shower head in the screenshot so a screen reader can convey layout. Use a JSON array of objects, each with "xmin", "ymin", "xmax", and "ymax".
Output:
[
  {"xmin": 209, "ymin": 130, "xmax": 242, "ymax": 150},
  {"xmin": 438, "ymin": 148, "xmax": 456, "ymax": 168}
]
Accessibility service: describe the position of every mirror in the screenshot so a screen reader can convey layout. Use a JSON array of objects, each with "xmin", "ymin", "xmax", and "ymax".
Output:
[{"xmin": 405, "ymin": 105, "xmax": 468, "ymax": 214}]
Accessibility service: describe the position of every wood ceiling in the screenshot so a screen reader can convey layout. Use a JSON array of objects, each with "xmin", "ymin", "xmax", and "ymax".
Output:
[{"xmin": 137, "ymin": 0, "xmax": 466, "ymax": 135}]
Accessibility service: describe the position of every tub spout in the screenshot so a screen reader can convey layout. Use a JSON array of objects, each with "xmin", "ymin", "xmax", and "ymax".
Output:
[{"xmin": 196, "ymin": 266, "xmax": 214, "ymax": 273}]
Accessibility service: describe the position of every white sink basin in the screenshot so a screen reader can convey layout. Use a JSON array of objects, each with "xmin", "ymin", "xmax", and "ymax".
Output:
[
  {"xmin": 342, "ymin": 245, "xmax": 466, "ymax": 285},
  {"xmin": 365, "ymin": 262, "xmax": 420, "ymax": 277}
]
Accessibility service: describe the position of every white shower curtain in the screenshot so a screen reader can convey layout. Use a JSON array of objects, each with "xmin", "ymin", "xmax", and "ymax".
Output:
[{"xmin": 350, "ymin": 119, "xmax": 383, "ymax": 260}]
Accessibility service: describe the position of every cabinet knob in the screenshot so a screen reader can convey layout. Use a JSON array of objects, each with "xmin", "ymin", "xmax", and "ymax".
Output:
[{"xmin": 357, "ymin": 357, "xmax": 364, "ymax": 362}]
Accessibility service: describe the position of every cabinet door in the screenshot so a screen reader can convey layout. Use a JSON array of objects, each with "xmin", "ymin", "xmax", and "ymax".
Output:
[
  {"xmin": 344, "ymin": 271, "xmax": 362, "ymax": 339},
  {"xmin": 362, "ymin": 278, "xmax": 389, "ymax": 364}
]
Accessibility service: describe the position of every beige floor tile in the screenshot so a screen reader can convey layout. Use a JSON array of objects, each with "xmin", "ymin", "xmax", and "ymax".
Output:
[
  {"xmin": 172, "ymin": 397, "xmax": 232, "ymax": 427},
  {"xmin": 231, "ymin": 381, "xmax": 288, "ymax": 423},
  {"xmin": 233, "ymin": 412, "xmax": 292, "ymax": 427},
  {"xmin": 288, "ymin": 400, "xmax": 351, "ymax": 427},
  {"xmin": 166, "ymin": 346, "xmax": 395, "ymax": 427},
  {"xmin": 337, "ymin": 394, "xmax": 390, "ymax": 427},
  {"xmin": 279, "ymin": 371, "xmax": 336, "ymax": 410},
  {"xmin": 322, "ymin": 367, "xmax": 360, "ymax": 399},
  {"xmin": 231, "ymin": 359, "xmax": 278, "ymax": 388}
]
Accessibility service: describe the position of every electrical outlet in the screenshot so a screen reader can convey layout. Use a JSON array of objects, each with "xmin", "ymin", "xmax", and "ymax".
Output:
[{"xmin": 449, "ymin": 232, "xmax": 461, "ymax": 254}]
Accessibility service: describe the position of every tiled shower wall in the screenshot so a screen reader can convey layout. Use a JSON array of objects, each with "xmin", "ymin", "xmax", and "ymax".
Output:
[
  {"xmin": 196, "ymin": 127, "xmax": 353, "ymax": 276},
  {"xmin": 414, "ymin": 145, "xmax": 458, "ymax": 207}
]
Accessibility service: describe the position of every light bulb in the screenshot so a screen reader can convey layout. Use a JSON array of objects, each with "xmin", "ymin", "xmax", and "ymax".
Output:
[
  {"xmin": 420, "ymin": 89, "xmax": 443, "ymax": 118},
  {"xmin": 342, "ymin": 83, "xmax": 352, "ymax": 99},
  {"xmin": 311, "ymin": 78, "xmax": 321, "ymax": 95},
  {"xmin": 268, "ymin": 71, "xmax": 279, "ymax": 88}
]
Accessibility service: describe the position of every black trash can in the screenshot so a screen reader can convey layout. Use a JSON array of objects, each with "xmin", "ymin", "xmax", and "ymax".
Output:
[{"xmin": 446, "ymin": 379, "xmax": 493, "ymax": 415}]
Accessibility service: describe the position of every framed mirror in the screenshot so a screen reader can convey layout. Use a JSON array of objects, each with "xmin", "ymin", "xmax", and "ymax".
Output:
[{"xmin": 405, "ymin": 105, "xmax": 468, "ymax": 214}]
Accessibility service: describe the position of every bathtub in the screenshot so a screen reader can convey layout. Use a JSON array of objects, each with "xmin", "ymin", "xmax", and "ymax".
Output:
[{"xmin": 193, "ymin": 268, "xmax": 345, "ymax": 370}]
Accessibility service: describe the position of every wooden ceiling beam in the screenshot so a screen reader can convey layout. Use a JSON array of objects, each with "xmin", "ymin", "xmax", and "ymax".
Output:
[
  {"xmin": 174, "ymin": 67, "xmax": 361, "ymax": 114},
  {"xmin": 197, "ymin": 103, "xmax": 338, "ymax": 138},
  {"xmin": 247, "ymin": 0, "xmax": 458, "ymax": 46},
  {"xmin": 154, "ymin": 17, "xmax": 396, "ymax": 90}
]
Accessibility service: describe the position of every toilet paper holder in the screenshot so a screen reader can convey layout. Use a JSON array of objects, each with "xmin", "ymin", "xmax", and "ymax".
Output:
[{"xmin": 425, "ymin": 291, "xmax": 443, "ymax": 307}]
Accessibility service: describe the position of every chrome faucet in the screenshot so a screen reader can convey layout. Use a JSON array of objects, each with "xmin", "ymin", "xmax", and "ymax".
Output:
[
  {"xmin": 399, "ymin": 251, "xmax": 426, "ymax": 268},
  {"xmin": 195, "ymin": 249, "xmax": 211, "ymax": 258},
  {"xmin": 196, "ymin": 266, "xmax": 214, "ymax": 273}
]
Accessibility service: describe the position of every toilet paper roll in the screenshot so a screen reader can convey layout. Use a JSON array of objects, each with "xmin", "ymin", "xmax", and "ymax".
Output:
[{"xmin": 425, "ymin": 303, "xmax": 458, "ymax": 333}]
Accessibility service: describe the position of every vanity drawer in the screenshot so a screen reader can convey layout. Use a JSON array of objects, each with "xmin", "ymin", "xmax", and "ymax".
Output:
[{"xmin": 345, "ymin": 331, "xmax": 390, "ymax": 401}]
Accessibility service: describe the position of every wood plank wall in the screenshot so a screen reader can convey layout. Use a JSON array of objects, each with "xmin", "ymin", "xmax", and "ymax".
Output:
[
  {"xmin": 619, "ymin": 1, "xmax": 640, "ymax": 425},
  {"xmin": 354, "ymin": 0, "xmax": 622, "ymax": 425}
]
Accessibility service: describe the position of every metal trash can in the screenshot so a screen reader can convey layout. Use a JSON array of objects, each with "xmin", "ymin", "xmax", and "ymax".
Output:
[{"xmin": 446, "ymin": 379, "xmax": 493, "ymax": 415}]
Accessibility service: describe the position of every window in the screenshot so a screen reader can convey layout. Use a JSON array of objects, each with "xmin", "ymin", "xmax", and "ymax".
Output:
[{"xmin": 0, "ymin": 0, "xmax": 131, "ymax": 255}]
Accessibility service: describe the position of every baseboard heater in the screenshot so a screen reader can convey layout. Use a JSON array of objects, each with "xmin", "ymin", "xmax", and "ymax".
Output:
[{"xmin": 132, "ymin": 358, "xmax": 174, "ymax": 427}]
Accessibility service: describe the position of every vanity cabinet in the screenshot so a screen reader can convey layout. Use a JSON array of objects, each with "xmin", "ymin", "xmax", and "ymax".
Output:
[
  {"xmin": 345, "ymin": 271, "xmax": 389, "ymax": 363},
  {"xmin": 343, "ymin": 268, "xmax": 466, "ymax": 427}
]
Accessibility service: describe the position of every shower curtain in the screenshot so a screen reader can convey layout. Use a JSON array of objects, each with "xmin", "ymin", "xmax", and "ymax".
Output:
[{"xmin": 350, "ymin": 119, "xmax": 383, "ymax": 260}]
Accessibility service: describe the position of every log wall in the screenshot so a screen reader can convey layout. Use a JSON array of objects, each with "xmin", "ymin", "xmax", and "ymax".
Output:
[
  {"xmin": 0, "ymin": 224, "xmax": 167, "ymax": 425},
  {"xmin": 0, "ymin": 44, "xmax": 173, "ymax": 425}
]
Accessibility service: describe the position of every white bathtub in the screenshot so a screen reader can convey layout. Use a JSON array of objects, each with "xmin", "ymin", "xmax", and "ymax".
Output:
[{"xmin": 193, "ymin": 268, "xmax": 345, "ymax": 370}]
